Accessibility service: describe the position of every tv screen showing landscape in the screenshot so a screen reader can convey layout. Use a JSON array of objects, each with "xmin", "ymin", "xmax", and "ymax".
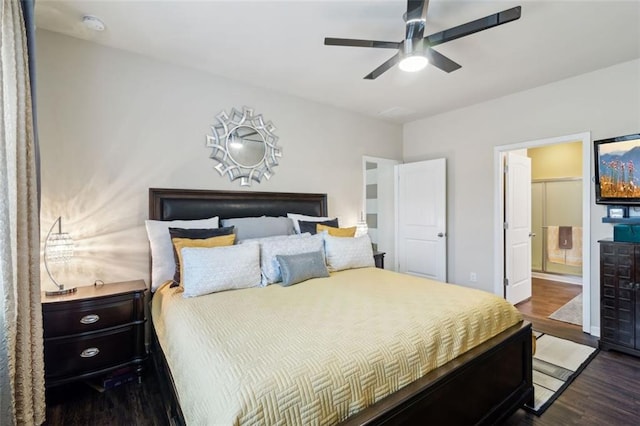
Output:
[{"xmin": 596, "ymin": 134, "xmax": 640, "ymax": 203}]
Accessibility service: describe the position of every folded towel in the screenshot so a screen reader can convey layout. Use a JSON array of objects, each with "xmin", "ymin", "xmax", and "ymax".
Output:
[
  {"xmin": 547, "ymin": 226, "xmax": 565, "ymax": 264},
  {"xmin": 565, "ymin": 227, "xmax": 582, "ymax": 267},
  {"xmin": 559, "ymin": 226, "xmax": 573, "ymax": 249}
]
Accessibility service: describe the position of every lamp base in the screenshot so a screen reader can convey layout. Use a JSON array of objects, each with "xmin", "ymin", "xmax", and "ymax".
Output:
[{"xmin": 45, "ymin": 287, "xmax": 77, "ymax": 297}]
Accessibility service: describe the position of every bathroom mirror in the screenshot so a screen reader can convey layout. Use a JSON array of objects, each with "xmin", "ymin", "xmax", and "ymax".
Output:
[{"xmin": 206, "ymin": 107, "xmax": 281, "ymax": 186}]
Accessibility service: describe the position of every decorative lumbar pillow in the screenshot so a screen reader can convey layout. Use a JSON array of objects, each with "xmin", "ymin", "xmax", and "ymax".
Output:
[
  {"xmin": 316, "ymin": 224, "xmax": 357, "ymax": 238},
  {"xmin": 276, "ymin": 251, "xmax": 329, "ymax": 287},
  {"xmin": 287, "ymin": 213, "xmax": 337, "ymax": 234},
  {"xmin": 145, "ymin": 216, "xmax": 219, "ymax": 291},
  {"xmin": 260, "ymin": 233, "xmax": 325, "ymax": 286},
  {"xmin": 298, "ymin": 218, "xmax": 339, "ymax": 235},
  {"xmin": 220, "ymin": 216, "xmax": 295, "ymax": 241},
  {"xmin": 170, "ymin": 231, "xmax": 236, "ymax": 286},
  {"xmin": 181, "ymin": 242, "xmax": 261, "ymax": 298},
  {"xmin": 324, "ymin": 233, "xmax": 375, "ymax": 272}
]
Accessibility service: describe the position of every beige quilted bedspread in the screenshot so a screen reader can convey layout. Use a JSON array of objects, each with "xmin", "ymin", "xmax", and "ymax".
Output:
[{"xmin": 152, "ymin": 267, "xmax": 522, "ymax": 425}]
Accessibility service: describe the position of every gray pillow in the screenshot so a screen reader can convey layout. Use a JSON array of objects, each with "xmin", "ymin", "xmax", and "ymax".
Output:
[
  {"xmin": 220, "ymin": 216, "xmax": 295, "ymax": 241},
  {"xmin": 276, "ymin": 251, "xmax": 329, "ymax": 287}
]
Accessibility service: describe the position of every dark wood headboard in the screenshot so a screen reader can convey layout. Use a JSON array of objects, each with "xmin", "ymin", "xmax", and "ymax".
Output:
[{"xmin": 148, "ymin": 188, "xmax": 328, "ymax": 221}]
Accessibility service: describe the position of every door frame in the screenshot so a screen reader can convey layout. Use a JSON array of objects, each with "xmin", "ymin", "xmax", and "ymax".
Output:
[{"xmin": 493, "ymin": 131, "xmax": 592, "ymax": 334}]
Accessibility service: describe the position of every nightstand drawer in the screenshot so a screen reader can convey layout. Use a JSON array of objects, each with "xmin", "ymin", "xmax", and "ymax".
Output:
[
  {"xmin": 44, "ymin": 325, "xmax": 139, "ymax": 379},
  {"xmin": 43, "ymin": 296, "xmax": 136, "ymax": 338}
]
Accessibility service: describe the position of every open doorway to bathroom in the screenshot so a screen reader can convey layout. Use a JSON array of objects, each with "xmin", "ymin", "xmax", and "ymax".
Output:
[
  {"xmin": 526, "ymin": 142, "xmax": 584, "ymax": 332},
  {"xmin": 494, "ymin": 132, "xmax": 591, "ymax": 338},
  {"xmin": 515, "ymin": 143, "xmax": 583, "ymax": 336}
]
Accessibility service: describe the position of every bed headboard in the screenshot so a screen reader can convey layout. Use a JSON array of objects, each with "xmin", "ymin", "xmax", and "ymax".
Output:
[{"xmin": 148, "ymin": 188, "xmax": 328, "ymax": 221}]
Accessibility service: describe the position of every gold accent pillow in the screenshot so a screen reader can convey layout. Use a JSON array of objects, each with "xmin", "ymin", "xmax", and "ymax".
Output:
[
  {"xmin": 317, "ymin": 224, "xmax": 357, "ymax": 238},
  {"xmin": 172, "ymin": 234, "xmax": 236, "ymax": 286}
]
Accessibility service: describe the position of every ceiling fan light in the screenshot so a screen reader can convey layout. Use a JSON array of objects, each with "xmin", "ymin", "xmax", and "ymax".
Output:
[{"xmin": 399, "ymin": 55, "xmax": 428, "ymax": 72}]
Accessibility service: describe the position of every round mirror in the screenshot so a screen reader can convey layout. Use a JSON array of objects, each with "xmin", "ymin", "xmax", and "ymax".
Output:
[
  {"xmin": 206, "ymin": 106, "xmax": 281, "ymax": 187},
  {"xmin": 226, "ymin": 125, "xmax": 266, "ymax": 168}
]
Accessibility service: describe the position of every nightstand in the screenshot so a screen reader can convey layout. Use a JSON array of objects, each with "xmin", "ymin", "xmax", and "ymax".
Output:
[
  {"xmin": 41, "ymin": 280, "xmax": 147, "ymax": 388},
  {"xmin": 373, "ymin": 251, "xmax": 386, "ymax": 269}
]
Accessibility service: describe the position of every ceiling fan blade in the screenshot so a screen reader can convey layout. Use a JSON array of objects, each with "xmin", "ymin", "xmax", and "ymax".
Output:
[
  {"xmin": 405, "ymin": 0, "xmax": 429, "ymax": 40},
  {"xmin": 425, "ymin": 6, "xmax": 522, "ymax": 47},
  {"xmin": 324, "ymin": 38, "xmax": 400, "ymax": 49},
  {"xmin": 364, "ymin": 53, "xmax": 401, "ymax": 80},
  {"xmin": 425, "ymin": 48, "xmax": 461, "ymax": 73}
]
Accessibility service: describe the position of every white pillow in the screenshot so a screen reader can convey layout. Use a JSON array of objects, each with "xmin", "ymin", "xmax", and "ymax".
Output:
[
  {"xmin": 260, "ymin": 233, "xmax": 325, "ymax": 286},
  {"xmin": 145, "ymin": 217, "xmax": 219, "ymax": 291},
  {"xmin": 287, "ymin": 213, "xmax": 336, "ymax": 233},
  {"xmin": 324, "ymin": 233, "xmax": 375, "ymax": 272},
  {"xmin": 181, "ymin": 242, "xmax": 261, "ymax": 298}
]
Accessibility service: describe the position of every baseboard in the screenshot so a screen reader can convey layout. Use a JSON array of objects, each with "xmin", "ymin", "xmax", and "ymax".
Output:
[{"xmin": 532, "ymin": 272, "xmax": 582, "ymax": 286}]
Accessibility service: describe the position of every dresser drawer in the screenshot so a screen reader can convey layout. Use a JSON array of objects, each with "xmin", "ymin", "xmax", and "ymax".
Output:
[
  {"xmin": 44, "ymin": 325, "xmax": 141, "ymax": 379},
  {"xmin": 43, "ymin": 296, "xmax": 137, "ymax": 338}
]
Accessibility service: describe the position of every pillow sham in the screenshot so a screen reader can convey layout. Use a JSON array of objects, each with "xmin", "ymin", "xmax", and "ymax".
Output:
[
  {"xmin": 170, "ymin": 233, "xmax": 236, "ymax": 287},
  {"xmin": 287, "ymin": 213, "xmax": 337, "ymax": 234},
  {"xmin": 298, "ymin": 219, "xmax": 339, "ymax": 235},
  {"xmin": 145, "ymin": 216, "xmax": 219, "ymax": 291},
  {"xmin": 276, "ymin": 251, "xmax": 329, "ymax": 286},
  {"xmin": 220, "ymin": 216, "xmax": 294, "ymax": 241},
  {"xmin": 324, "ymin": 233, "xmax": 375, "ymax": 272},
  {"xmin": 260, "ymin": 233, "xmax": 325, "ymax": 286},
  {"xmin": 316, "ymin": 224, "xmax": 357, "ymax": 238},
  {"xmin": 181, "ymin": 242, "xmax": 261, "ymax": 298}
]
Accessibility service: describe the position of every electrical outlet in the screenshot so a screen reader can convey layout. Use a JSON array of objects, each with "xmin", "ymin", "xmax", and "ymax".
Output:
[{"xmin": 470, "ymin": 272, "xmax": 477, "ymax": 282}]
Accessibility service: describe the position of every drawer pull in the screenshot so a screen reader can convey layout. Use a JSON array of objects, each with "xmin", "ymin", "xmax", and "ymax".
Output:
[
  {"xmin": 80, "ymin": 347, "xmax": 100, "ymax": 358},
  {"xmin": 80, "ymin": 314, "xmax": 100, "ymax": 324}
]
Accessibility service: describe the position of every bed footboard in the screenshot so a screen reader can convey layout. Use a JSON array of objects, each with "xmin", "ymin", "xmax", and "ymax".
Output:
[{"xmin": 342, "ymin": 321, "xmax": 534, "ymax": 426}]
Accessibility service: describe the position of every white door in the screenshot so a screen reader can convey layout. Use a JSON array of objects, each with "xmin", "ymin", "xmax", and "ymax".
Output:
[
  {"xmin": 396, "ymin": 158, "xmax": 447, "ymax": 282},
  {"xmin": 505, "ymin": 152, "xmax": 532, "ymax": 304}
]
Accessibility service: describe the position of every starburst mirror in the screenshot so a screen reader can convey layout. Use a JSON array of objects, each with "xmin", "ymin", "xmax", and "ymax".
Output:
[{"xmin": 206, "ymin": 107, "xmax": 281, "ymax": 186}]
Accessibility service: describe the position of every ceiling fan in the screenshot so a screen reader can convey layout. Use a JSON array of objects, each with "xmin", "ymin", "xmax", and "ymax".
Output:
[{"xmin": 324, "ymin": 0, "xmax": 522, "ymax": 80}]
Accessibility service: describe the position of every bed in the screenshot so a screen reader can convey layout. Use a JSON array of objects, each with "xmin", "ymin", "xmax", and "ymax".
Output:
[{"xmin": 148, "ymin": 188, "xmax": 533, "ymax": 425}]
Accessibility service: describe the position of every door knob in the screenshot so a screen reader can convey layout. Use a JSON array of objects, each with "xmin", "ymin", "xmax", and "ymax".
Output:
[
  {"xmin": 529, "ymin": 233, "xmax": 536, "ymax": 237},
  {"xmin": 437, "ymin": 232, "xmax": 445, "ymax": 238}
]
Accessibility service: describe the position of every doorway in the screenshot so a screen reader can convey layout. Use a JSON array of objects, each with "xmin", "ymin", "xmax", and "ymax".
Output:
[
  {"xmin": 494, "ymin": 132, "xmax": 592, "ymax": 335},
  {"xmin": 362, "ymin": 156, "xmax": 400, "ymax": 271}
]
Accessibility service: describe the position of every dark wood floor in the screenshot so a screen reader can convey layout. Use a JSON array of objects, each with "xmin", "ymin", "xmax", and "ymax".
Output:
[
  {"xmin": 45, "ymin": 279, "xmax": 640, "ymax": 425},
  {"xmin": 44, "ymin": 368, "xmax": 167, "ymax": 426},
  {"xmin": 503, "ymin": 277, "xmax": 640, "ymax": 424},
  {"xmin": 516, "ymin": 277, "xmax": 597, "ymax": 346}
]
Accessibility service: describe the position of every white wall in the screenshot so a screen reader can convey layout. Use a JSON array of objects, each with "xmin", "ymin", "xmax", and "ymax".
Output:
[
  {"xmin": 403, "ymin": 58, "xmax": 640, "ymax": 332},
  {"xmin": 36, "ymin": 30, "xmax": 402, "ymax": 289}
]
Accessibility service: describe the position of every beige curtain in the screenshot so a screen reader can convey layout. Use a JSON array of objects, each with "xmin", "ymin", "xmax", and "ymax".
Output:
[{"xmin": 0, "ymin": 0, "xmax": 46, "ymax": 425}]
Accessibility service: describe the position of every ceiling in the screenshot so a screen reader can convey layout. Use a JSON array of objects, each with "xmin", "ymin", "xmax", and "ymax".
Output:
[{"xmin": 35, "ymin": 1, "xmax": 640, "ymax": 124}]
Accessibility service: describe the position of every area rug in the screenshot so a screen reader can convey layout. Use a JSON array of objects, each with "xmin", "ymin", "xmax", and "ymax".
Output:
[
  {"xmin": 548, "ymin": 293, "xmax": 582, "ymax": 326},
  {"xmin": 525, "ymin": 332, "xmax": 598, "ymax": 415}
]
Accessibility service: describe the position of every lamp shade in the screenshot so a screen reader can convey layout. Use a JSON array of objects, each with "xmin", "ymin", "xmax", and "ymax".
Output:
[
  {"xmin": 44, "ymin": 216, "xmax": 77, "ymax": 296},
  {"xmin": 45, "ymin": 232, "xmax": 74, "ymax": 262}
]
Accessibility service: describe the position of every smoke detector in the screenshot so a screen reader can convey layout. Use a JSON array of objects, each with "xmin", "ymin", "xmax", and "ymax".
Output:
[{"xmin": 82, "ymin": 15, "xmax": 105, "ymax": 31}]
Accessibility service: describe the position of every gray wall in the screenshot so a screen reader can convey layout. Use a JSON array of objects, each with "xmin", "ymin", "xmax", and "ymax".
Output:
[
  {"xmin": 403, "ymin": 58, "xmax": 640, "ymax": 334},
  {"xmin": 36, "ymin": 30, "xmax": 402, "ymax": 289}
]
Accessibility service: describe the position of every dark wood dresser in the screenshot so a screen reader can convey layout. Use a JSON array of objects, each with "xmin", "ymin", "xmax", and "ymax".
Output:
[
  {"xmin": 599, "ymin": 240, "xmax": 640, "ymax": 357},
  {"xmin": 42, "ymin": 280, "xmax": 147, "ymax": 387}
]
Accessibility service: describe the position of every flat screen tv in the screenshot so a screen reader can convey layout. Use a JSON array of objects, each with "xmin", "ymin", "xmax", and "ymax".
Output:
[{"xmin": 595, "ymin": 133, "xmax": 640, "ymax": 205}]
